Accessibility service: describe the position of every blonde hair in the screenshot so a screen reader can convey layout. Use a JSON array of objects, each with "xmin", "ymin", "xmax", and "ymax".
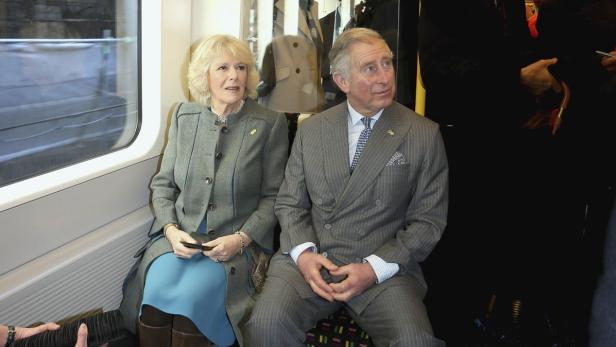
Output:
[
  {"xmin": 329, "ymin": 28, "xmax": 392, "ymax": 80},
  {"xmin": 188, "ymin": 34, "xmax": 259, "ymax": 106}
]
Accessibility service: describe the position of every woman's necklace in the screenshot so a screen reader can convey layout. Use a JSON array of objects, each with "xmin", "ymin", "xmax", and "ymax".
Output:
[
  {"xmin": 212, "ymin": 100, "xmax": 244, "ymax": 126},
  {"xmin": 216, "ymin": 114, "xmax": 227, "ymax": 126}
]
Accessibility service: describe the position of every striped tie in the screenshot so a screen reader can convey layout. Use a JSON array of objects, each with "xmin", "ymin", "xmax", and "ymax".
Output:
[{"xmin": 350, "ymin": 117, "xmax": 372, "ymax": 172}]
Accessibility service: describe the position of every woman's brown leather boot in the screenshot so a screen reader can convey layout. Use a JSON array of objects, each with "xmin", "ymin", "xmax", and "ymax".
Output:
[
  {"xmin": 139, "ymin": 305, "xmax": 173, "ymax": 347},
  {"xmin": 171, "ymin": 315, "xmax": 212, "ymax": 347}
]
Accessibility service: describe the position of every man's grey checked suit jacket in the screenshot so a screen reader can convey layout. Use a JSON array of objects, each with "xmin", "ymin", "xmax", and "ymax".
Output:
[{"xmin": 269, "ymin": 101, "xmax": 449, "ymax": 314}]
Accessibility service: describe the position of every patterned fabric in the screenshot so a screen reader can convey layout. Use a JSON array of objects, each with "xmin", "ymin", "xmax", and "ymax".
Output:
[
  {"xmin": 210, "ymin": 99, "xmax": 244, "ymax": 126},
  {"xmin": 305, "ymin": 308, "xmax": 374, "ymax": 347},
  {"xmin": 216, "ymin": 115, "xmax": 227, "ymax": 126},
  {"xmin": 332, "ymin": 3, "xmax": 341, "ymax": 42},
  {"xmin": 385, "ymin": 151, "xmax": 408, "ymax": 166},
  {"xmin": 304, "ymin": 0, "xmax": 323, "ymax": 60},
  {"xmin": 350, "ymin": 117, "xmax": 372, "ymax": 172}
]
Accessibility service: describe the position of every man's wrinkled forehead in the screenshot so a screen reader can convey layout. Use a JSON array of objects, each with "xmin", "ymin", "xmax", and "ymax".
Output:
[{"xmin": 349, "ymin": 39, "xmax": 393, "ymax": 64}]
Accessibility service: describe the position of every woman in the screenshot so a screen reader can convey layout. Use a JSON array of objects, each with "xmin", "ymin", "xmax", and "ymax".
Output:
[{"xmin": 120, "ymin": 34, "xmax": 288, "ymax": 347}]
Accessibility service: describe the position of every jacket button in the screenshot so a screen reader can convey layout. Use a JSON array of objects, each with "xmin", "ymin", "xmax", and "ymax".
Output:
[
  {"xmin": 221, "ymin": 126, "xmax": 229, "ymax": 133},
  {"xmin": 324, "ymin": 224, "xmax": 332, "ymax": 230},
  {"xmin": 230, "ymin": 267, "xmax": 236, "ymax": 274},
  {"xmin": 215, "ymin": 152, "xmax": 223, "ymax": 160},
  {"xmin": 293, "ymin": 42, "xmax": 298, "ymax": 47},
  {"xmin": 208, "ymin": 203, "xmax": 216, "ymax": 211},
  {"xmin": 204, "ymin": 177, "xmax": 213, "ymax": 184},
  {"xmin": 295, "ymin": 68, "xmax": 301, "ymax": 74},
  {"xmin": 315, "ymin": 198, "xmax": 323, "ymax": 205}
]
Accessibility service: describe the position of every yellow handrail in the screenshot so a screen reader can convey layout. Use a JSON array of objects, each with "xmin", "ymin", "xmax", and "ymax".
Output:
[{"xmin": 415, "ymin": 54, "xmax": 426, "ymax": 117}]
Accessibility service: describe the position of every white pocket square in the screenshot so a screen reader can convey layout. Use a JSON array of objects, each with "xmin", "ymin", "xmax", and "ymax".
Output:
[{"xmin": 386, "ymin": 152, "xmax": 407, "ymax": 166}]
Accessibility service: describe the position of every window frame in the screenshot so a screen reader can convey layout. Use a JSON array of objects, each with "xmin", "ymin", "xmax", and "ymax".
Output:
[{"xmin": 0, "ymin": 0, "xmax": 168, "ymax": 211}]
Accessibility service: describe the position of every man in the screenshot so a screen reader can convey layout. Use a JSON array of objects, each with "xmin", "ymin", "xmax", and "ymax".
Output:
[
  {"xmin": 418, "ymin": 0, "xmax": 592, "ymax": 343},
  {"xmin": 247, "ymin": 28, "xmax": 448, "ymax": 346},
  {"xmin": 538, "ymin": 3, "xmax": 616, "ymax": 344}
]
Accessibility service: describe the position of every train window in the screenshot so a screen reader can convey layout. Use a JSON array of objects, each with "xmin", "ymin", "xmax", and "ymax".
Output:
[{"xmin": 0, "ymin": 0, "xmax": 140, "ymax": 187}]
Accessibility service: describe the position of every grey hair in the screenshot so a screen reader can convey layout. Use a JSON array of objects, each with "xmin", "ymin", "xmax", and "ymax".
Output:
[
  {"xmin": 328, "ymin": 27, "xmax": 392, "ymax": 80},
  {"xmin": 188, "ymin": 34, "xmax": 259, "ymax": 106}
]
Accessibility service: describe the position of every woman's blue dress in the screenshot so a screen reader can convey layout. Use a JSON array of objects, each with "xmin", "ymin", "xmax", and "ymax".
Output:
[{"xmin": 141, "ymin": 252, "xmax": 236, "ymax": 346}]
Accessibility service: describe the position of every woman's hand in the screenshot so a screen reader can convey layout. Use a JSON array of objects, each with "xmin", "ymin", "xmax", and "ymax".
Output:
[
  {"xmin": 203, "ymin": 232, "xmax": 250, "ymax": 262},
  {"xmin": 164, "ymin": 225, "xmax": 202, "ymax": 259}
]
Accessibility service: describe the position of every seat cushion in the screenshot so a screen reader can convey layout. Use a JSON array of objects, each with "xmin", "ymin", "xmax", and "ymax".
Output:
[{"xmin": 305, "ymin": 308, "xmax": 374, "ymax": 347}]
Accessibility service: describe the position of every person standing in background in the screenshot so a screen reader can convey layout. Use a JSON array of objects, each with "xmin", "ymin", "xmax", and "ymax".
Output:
[
  {"xmin": 537, "ymin": 1, "xmax": 616, "ymax": 343},
  {"xmin": 419, "ymin": 0, "xmax": 584, "ymax": 343}
]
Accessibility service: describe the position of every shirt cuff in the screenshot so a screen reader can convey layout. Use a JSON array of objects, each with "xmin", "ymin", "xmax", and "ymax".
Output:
[
  {"xmin": 364, "ymin": 254, "xmax": 399, "ymax": 284},
  {"xmin": 289, "ymin": 242, "xmax": 318, "ymax": 264}
]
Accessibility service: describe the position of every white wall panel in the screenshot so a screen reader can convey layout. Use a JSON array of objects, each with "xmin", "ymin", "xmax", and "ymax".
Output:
[{"xmin": 192, "ymin": 0, "xmax": 242, "ymax": 42}]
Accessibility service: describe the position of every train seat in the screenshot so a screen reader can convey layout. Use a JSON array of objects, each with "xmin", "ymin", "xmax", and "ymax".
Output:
[{"xmin": 306, "ymin": 308, "xmax": 374, "ymax": 347}]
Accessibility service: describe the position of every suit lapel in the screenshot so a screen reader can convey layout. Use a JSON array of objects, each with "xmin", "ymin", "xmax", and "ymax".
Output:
[
  {"xmin": 334, "ymin": 105, "xmax": 410, "ymax": 214},
  {"xmin": 322, "ymin": 104, "xmax": 350, "ymax": 204}
]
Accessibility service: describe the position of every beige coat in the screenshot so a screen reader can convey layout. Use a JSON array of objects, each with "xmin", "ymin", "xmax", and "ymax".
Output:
[
  {"xmin": 120, "ymin": 99, "xmax": 288, "ymax": 346},
  {"xmin": 260, "ymin": 35, "xmax": 325, "ymax": 113}
]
